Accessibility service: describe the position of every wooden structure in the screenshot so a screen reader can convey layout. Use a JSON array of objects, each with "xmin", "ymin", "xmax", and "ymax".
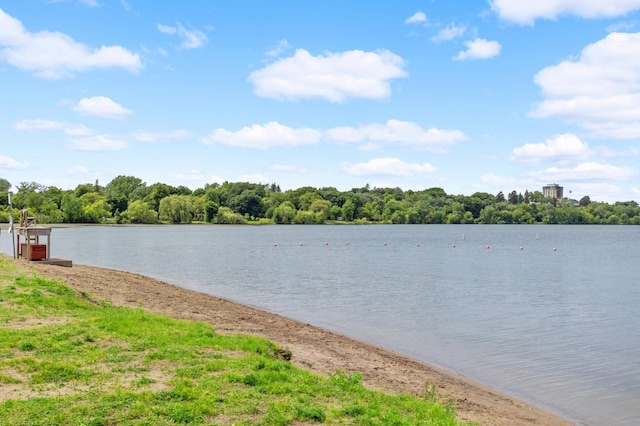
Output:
[{"xmin": 15, "ymin": 210, "xmax": 72, "ymax": 267}]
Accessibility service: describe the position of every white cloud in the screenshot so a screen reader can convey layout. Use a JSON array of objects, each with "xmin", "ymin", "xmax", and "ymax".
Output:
[
  {"xmin": 13, "ymin": 119, "xmax": 65, "ymax": 131},
  {"xmin": 132, "ymin": 129, "xmax": 190, "ymax": 142},
  {"xmin": 0, "ymin": 155, "xmax": 27, "ymax": 169},
  {"xmin": 454, "ymin": 38, "xmax": 502, "ymax": 60},
  {"xmin": 14, "ymin": 118, "xmax": 97, "ymax": 136},
  {"xmin": 73, "ymin": 96, "xmax": 133, "ymax": 119},
  {"xmin": 326, "ymin": 119, "xmax": 467, "ymax": 151},
  {"xmin": 70, "ymin": 134, "xmax": 127, "ymax": 151},
  {"xmin": 491, "ymin": 0, "xmax": 640, "ymax": 25},
  {"xmin": 532, "ymin": 32, "xmax": 640, "ymax": 139},
  {"xmin": 237, "ymin": 173, "xmax": 269, "ymax": 183},
  {"xmin": 342, "ymin": 157, "xmax": 437, "ymax": 177},
  {"xmin": 79, "ymin": 0, "xmax": 100, "ymax": 7},
  {"xmin": 64, "ymin": 124, "xmax": 95, "ymax": 137},
  {"xmin": 203, "ymin": 122, "xmax": 322, "ymax": 149},
  {"xmin": 432, "ymin": 24, "xmax": 467, "ymax": 42},
  {"xmin": 266, "ymin": 39, "xmax": 292, "ymax": 57},
  {"xmin": 405, "ymin": 11, "xmax": 428, "ymax": 25},
  {"xmin": 607, "ymin": 21, "xmax": 637, "ymax": 32},
  {"xmin": 157, "ymin": 22, "xmax": 208, "ymax": 50},
  {"xmin": 527, "ymin": 162, "xmax": 636, "ymax": 181},
  {"xmin": 0, "ymin": 8, "xmax": 141, "ymax": 79},
  {"xmin": 248, "ymin": 49, "xmax": 407, "ymax": 102},
  {"xmin": 172, "ymin": 170, "xmax": 224, "ymax": 187},
  {"xmin": 511, "ymin": 134, "xmax": 591, "ymax": 163}
]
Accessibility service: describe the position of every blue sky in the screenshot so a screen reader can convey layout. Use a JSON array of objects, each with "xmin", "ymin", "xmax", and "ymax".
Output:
[{"xmin": 1, "ymin": 0, "xmax": 639, "ymax": 202}]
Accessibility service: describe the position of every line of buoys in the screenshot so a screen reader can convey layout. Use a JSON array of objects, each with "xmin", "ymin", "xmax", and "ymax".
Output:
[{"xmin": 273, "ymin": 241, "xmax": 560, "ymax": 252}]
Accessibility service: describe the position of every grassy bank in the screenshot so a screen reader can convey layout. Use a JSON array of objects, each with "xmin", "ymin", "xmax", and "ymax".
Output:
[{"xmin": 0, "ymin": 258, "xmax": 470, "ymax": 425}]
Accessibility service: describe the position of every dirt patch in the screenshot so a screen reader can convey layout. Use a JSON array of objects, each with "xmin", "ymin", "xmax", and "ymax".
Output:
[
  {"xmin": 0, "ymin": 316, "xmax": 72, "ymax": 329},
  {"xmin": 24, "ymin": 260, "xmax": 573, "ymax": 426}
]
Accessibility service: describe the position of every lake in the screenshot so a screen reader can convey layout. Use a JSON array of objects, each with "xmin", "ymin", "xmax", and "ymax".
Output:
[{"xmin": 1, "ymin": 224, "xmax": 638, "ymax": 425}]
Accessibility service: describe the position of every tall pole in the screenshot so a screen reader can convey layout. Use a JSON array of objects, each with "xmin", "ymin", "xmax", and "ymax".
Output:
[{"xmin": 8, "ymin": 191, "xmax": 16, "ymax": 259}]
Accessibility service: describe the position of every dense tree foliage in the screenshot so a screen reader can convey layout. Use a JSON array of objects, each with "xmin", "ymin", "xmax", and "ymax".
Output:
[{"xmin": 1, "ymin": 176, "xmax": 639, "ymax": 225}]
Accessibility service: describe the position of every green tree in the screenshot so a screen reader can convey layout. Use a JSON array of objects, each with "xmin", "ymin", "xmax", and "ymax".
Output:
[
  {"xmin": 0, "ymin": 178, "xmax": 11, "ymax": 192},
  {"xmin": 84, "ymin": 199, "xmax": 111, "ymax": 223},
  {"xmin": 104, "ymin": 175, "xmax": 145, "ymax": 215},
  {"xmin": 215, "ymin": 206, "xmax": 244, "ymax": 224},
  {"xmin": 61, "ymin": 193, "xmax": 86, "ymax": 223},
  {"xmin": 294, "ymin": 210, "xmax": 315, "ymax": 224},
  {"xmin": 159, "ymin": 195, "xmax": 193, "ymax": 224},
  {"xmin": 271, "ymin": 201, "xmax": 296, "ymax": 224},
  {"xmin": 120, "ymin": 200, "xmax": 158, "ymax": 224},
  {"xmin": 341, "ymin": 200, "xmax": 356, "ymax": 221},
  {"xmin": 228, "ymin": 190, "xmax": 265, "ymax": 218}
]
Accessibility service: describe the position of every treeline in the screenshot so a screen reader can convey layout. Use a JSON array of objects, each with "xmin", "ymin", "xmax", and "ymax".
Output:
[{"xmin": 1, "ymin": 176, "xmax": 639, "ymax": 225}]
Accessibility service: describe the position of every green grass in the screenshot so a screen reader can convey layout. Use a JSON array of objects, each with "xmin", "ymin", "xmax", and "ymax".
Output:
[{"xmin": 0, "ymin": 257, "xmax": 473, "ymax": 425}]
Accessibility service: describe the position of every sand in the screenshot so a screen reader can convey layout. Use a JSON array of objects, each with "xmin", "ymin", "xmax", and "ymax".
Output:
[{"xmin": 22, "ymin": 260, "xmax": 573, "ymax": 426}]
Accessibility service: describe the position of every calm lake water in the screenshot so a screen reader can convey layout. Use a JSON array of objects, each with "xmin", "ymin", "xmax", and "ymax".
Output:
[{"xmin": 2, "ymin": 224, "xmax": 639, "ymax": 425}]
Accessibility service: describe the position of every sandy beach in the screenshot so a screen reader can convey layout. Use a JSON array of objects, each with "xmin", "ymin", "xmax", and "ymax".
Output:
[{"xmin": 22, "ymin": 260, "xmax": 574, "ymax": 426}]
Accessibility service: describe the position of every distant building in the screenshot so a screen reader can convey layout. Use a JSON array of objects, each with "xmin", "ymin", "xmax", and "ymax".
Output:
[{"xmin": 543, "ymin": 183, "xmax": 563, "ymax": 200}]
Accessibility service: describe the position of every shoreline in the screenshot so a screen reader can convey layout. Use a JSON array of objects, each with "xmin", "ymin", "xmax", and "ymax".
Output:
[{"xmin": 23, "ymin": 259, "xmax": 574, "ymax": 426}]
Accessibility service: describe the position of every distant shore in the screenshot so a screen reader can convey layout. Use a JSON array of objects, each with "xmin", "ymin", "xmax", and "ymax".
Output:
[{"xmin": 24, "ymin": 259, "xmax": 573, "ymax": 426}]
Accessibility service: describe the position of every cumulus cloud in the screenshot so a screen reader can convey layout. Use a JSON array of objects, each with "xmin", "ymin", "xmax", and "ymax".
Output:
[
  {"xmin": 132, "ymin": 129, "xmax": 190, "ymax": 142},
  {"xmin": 531, "ymin": 32, "xmax": 640, "ymax": 139},
  {"xmin": 432, "ymin": 24, "xmax": 467, "ymax": 42},
  {"xmin": 70, "ymin": 134, "xmax": 127, "ymax": 151},
  {"xmin": 266, "ymin": 39, "xmax": 292, "ymax": 57},
  {"xmin": 157, "ymin": 22, "xmax": 208, "ymax": 49},
  {"xmin": 73, "ymin": 96, "xmax": 133, "ymax": 119},
  {"xmin": 342, "ymin": 157, "xmax": 437, "ymax": 177},
  {"xmin": 527, "ymin": 162, "xmax": 636, "ymax": 181},
  {"xmin": 14, "ymin": 119, "xmax": 97, "ymax": 137},
  {"xmin": 0, "ymin": 155, "xmax": 27, "ymax": 169},
  {"xmin": 0, "ymin": 8, "xmax": 141, "ymax": 79},
  {"xmin": 454, "ymin": 38, "xmax": 501, "ymax": 60},
  {"xmin": 64, "ymin": 124, "xmax": 95, "ymax": 137},
  {"xmin": 203, "ymin": 122, "xmax": 322, "ymax": 149},
  {"xmin": 237, "ymin": 173, "xmax": 269, "ymax": 183},
  {"xmin": 326, "ymin": 119, "xmax": 467, "ymax": 151},
  {"xmin": 172, "ymin": 170, "xmax": 223, "ymax": 187},
  {"xmin": 490, "ymin": 0, "xmax": 640, "ymax": 25},
  {"xmin": 248, "ymin": 49, "xmax": 407, "ymax": 102},
  {"xmin": 405, "ymin": 11, "xmax": 428, "ymax": 25},
  {"xmin": 511, "ymin": 134, "xmax": 591, "ymax": 163},
  {"xmin": 79, "ymin": 0, "xmax": 100, "ymax": 7},
  {"xmin": 13, "ymin": 119, "xmax": 65, "ymax": 131}
]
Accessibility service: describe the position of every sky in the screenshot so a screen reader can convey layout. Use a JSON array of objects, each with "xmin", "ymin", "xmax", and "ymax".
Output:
[{"xmin": 1, "ymin": 0, "xmax": 640, "ymax": 203}]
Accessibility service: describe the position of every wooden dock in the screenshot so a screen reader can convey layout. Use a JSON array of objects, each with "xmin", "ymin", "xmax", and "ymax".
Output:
[{"xmin": 34, "ymin": 258, "xmax": 73, "ymax": 267}]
